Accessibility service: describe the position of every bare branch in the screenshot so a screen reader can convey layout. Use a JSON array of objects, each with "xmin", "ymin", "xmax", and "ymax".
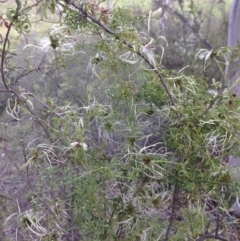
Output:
[{"xmin": 159, "ymin": 3, "xmax": 213, "ymax": 50}]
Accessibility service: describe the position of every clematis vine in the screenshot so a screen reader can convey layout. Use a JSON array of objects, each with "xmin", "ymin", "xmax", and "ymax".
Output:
[{"xmin": 24, "ymin": 24, "xmax": 85, "ymax": 58}]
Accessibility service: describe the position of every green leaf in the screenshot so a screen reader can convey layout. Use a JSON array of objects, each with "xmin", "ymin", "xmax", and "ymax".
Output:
[{"xmin": 50, "ymin": 2, "xmax": 56, "ymax": 14}]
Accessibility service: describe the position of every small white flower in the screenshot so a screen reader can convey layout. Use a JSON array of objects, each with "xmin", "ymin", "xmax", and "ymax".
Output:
[
  {"xmin": 6, "ymin": 96, "xmax": 20, "ymax": 121},
  {"xmin": 70, "ymin": 141, "xmax": 88, "ymax": 151},
  {"xmin": 195, "ymin": 48, "xmax": 213, "ymax": 71},
  {"xmin": 119, "ymin": 51, "xmax": 139, "ymax": 64},
  {"xmin": 24, "ymin": 24, "xmax": 85, "ymax": 58},
  {"xmin": 87, "ymin": 52, "xmax": 108, "ymax": 78},
  {"xmin": 195, "ymin": 49, "xmax": 213, "ymax": 61},
  {"xmin": 207, "ymin": 89, "xmax": 218, "ymax": 97},
  {"xmin": 141, "ymin": 38, "xmax": 156, "ymax": 68},
  {"xmin": 81, "ymin": 143, "xmax": 88, "ymax": 151},
  {"xmin": 70, "ymin": 142, "xmax": 80, "ymax": 148}
]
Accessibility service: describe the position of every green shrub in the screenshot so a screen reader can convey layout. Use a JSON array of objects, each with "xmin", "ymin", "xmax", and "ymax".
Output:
[{"xmin": 0, "ymin": 1, "xmax": 239, "ymax": 240}]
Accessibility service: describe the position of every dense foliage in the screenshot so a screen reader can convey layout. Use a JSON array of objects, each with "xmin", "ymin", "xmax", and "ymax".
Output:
[{"xmin": 0, "ymin": 0, "xmax": 239, "ymax": 240}]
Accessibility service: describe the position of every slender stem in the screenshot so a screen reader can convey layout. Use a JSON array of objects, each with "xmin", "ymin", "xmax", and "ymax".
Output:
[{"xmin": 0, "ymin": 22, "xmax": 13, "ymax": 90}]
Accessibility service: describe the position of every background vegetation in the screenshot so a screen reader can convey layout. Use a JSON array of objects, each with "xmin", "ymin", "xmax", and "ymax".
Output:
[{"xmin": 0, "ymin": 0, "xmax": 240, "ymax": 240}]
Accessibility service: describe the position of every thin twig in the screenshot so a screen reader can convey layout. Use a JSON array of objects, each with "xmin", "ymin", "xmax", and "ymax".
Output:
[
  {"xmin": 196, "ymin": 234, "xmax": 228, "ymax": 241},
  {"xmin": 21, "ymin": 138, "xmax": 29, "ymax": 182},
  {"xmin": 164, "ymin": 186, "xmax": 180, "ymax": 241},
  {"xmin": 195, "ymin": 213, "xmax": 227, "ymax": 241}
]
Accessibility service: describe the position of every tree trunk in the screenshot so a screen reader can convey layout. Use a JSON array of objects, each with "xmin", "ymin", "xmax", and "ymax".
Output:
[
  {"xmin": 227, "ymin": 0, "xmax": 240, "ymax": 217},
  {"xmin": 227, "ymin": 0, "xmax": 240, "ymax": 94}
]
